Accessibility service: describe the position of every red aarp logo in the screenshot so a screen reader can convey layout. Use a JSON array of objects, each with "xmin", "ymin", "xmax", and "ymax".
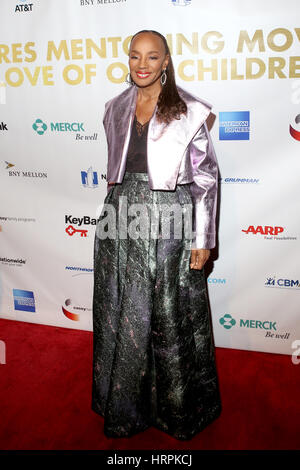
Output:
[{"xmin": 242, "ymin": 225, "xmax": 284, "ymax": 235}]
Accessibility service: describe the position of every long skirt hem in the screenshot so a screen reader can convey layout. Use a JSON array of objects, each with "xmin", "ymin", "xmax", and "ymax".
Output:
[{"xmin": 92, "ymin": 172, "xmax": 222, "ymax": 442}]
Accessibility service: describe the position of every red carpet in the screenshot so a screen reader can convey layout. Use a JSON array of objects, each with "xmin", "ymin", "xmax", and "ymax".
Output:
[{"xmin": 0, "ymin": 318, "xmax": 299, "ymax": 450}]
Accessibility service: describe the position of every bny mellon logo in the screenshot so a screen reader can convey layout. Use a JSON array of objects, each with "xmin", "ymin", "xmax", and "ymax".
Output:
[
  {"xmin": 32, "ymin": 119, "xmax": 47, "ymax": 135},
  {"xmin": 5, "ymin": 161, "xmax": 14, "ymax": 169}
]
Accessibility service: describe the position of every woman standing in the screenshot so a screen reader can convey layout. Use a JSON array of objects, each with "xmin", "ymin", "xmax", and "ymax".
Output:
[{"xmin": 92, "ymin": 29, "xmax": 222, "ymax": 441}]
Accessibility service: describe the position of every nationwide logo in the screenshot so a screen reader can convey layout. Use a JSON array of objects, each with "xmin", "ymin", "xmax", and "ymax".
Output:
[
  {"xmin": 81, "ymin": 167, "xmax": 99, "ymax": 188},
  {"xmin": 0, "ymin": 121, "xmax": 8, "ymax": 131},
  {"xmin": 13, "ymin": 289, "xmax": 35, "ymax": 312},
  {"xmin": 220, "ymin": 177, "xmax": 259, "ymax": 184},
  {"xmin": 1, "ymin": 257, "xmax": 26, "ymax": 267},
  {"xmin": 65, "ymin": 215, "xmax": 97, "ymax": 237},
  {"xmin": 171, "ymin": 0, "xmax": 192, "ymax": 5},
  {"xmin": 62, "ymin": 298, "xmax": 91, "ymax": 321},
  {"xmin": 4, "ymin": 161, "xmax": 47, "ymax": 178},
  {"xmin": 219, "ymin": 111, "xmax": 250, "ymax": 140},
  {"xmin": 219, "ymin": 314, "xmax": 277, "ymax": 331},
  {"xmin": 265, "ymin": 276, "xmax": 300, "ymax": 289},
  {"xmin": 289, "ymin": 113, "xmax": 300, "ymax": 141}
]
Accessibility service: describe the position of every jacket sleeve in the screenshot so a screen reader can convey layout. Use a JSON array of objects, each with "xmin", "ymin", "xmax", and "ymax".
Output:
[{"xmin": 189, "ymin": 120, "xmax": 219, "ymax": 250}]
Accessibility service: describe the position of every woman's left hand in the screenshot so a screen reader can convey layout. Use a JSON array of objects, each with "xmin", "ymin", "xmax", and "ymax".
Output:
[{"xmin": 190, "ymin": 248, "xmax": 210, "ymax": 270}]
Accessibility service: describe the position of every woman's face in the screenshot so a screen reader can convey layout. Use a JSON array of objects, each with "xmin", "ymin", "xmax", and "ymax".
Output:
[{"xmin": 128, "ymin": 32, "xmax": 169, "ymax": 89}]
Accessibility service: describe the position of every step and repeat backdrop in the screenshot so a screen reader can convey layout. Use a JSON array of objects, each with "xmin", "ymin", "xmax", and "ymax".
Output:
[{"xmin": 0, "ymin": 0, "xmax": 299, "ymax": 356}]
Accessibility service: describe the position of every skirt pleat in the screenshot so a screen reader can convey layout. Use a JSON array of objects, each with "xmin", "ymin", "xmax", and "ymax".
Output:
[{"xmin": 92, "ymin": 171, "xmax": 222, "ymax": 440}]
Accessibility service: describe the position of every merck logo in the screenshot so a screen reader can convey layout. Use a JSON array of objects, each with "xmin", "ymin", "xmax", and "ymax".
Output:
[{"xmin": 242, "ymin": 225, "xmax": 284, "ymax": 235}]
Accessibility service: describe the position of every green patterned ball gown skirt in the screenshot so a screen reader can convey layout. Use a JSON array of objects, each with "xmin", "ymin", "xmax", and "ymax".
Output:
[{"xmin": 92, "ymin": 171, "xmax": 222, "ymax": 440}]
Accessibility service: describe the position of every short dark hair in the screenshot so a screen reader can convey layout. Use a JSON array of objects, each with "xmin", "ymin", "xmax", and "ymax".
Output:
[{"xmin": 128, "ymin": 30, "xmax": 187, "ymax": 125}]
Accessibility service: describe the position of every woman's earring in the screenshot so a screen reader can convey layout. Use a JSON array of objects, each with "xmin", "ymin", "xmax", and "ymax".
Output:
[
  {"xmin": 160, "ymin": 69, "xmax": 167, "ymax": 86},
  {"xmin": 125, "ymin": 73, "xmax": 133, "ymax": 85}
]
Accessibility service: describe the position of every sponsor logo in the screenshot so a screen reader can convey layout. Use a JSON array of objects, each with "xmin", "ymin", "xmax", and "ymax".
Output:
[
  {"xmin": 65, "ymin": 214, "xmax": 97, "ymax": 237},
  {"xmin": 219, "ymin": 314, "xmax": 276, "ymax": 331},
  {"xmin": 242, "ymin": 225, "xmax": 297, "ymax": 240},
  {"xmin": 32, "ymin": 119, "xmax": 85, "ymax": 134},
  {"xmin": 32, "ymin": 118, "xmax": 97, "ymax": 140},
  {"xmin": 62, "ymin": 298, "xmax": 91, "ymax": 321},
  {"xmin": 13, "ymin": 289, "xmax": 35, "ymax": 312},
  {"xmin": 171, "ymin": 0, "xmax": 191, "ymax": 5},
  {"xmin": 0, "ymin": 121, "xmax": 8, "ymax": 131},
  {"xmin": 32, "ymin": 119, "xmax": 47, "ymax": 135},
  {"xmin": 80, "ymin": 0, "xmax": 127, "ymax": 6},
  {"xmin": 0, "ymin": 216, "xmax": 36, "ymax": 223},
  {"xmin": 4, "ymin": 161, "xmax": 47, "ymax": 179},
  {"xmin": 265, "ymin": 276, "xmax": 300, "ymax": 289},
  {"xmin": 289, "ymin": 113, "xmax": 300, "ymax": 141},
  {"xmin": 15, "ymin": 1, "xmax": 33, "ymax": 13},
  {"xmin": 1, "ymin": 257, "xmax": 26, "ymax": 267},
  {"xmin": 208, "ymin": 277, "xmax": 226, "ymax": 284},
  {"xmin": 81, "ymin": 167, "xmax": 99, "ymax": 188},
  {"xmin": 242, "ymin": 225, "xmax": 284, "ymax": 235},
  {"xmin": 65, "ymin": 266, "xmax": 93, "ymax": 276},
  {"xmin": 220, "ymin": 177, "xmax": 259, "ymax": 184},
  {"xmin": 219, "ymin": 111, "xmax": 250, "ymax": 140},
  {"xmin": 219, "ymin": 314, "xmax": 236, "ymax": 329}
]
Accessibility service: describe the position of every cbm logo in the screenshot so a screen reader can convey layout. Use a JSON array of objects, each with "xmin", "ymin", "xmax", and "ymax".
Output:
[
  {"xmin": 13, "ymin": 289, "xmax": 35, "ymax": 312},
  {"xmin": 219, "ymin": 111, "xmax": 250, "ymax": 140},
  {"xmin": 81, "ymin": 167, "xmax": 98, "ymax": 188},
  {"xmin": 171, "ymin": 0, "xmax": 191, "ymax": 5}
]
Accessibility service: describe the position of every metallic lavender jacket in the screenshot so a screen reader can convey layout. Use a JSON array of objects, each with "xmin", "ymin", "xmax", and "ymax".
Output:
[{"xmin": 102, "ymin": 83, "xmax": 219, "ymax": 250}]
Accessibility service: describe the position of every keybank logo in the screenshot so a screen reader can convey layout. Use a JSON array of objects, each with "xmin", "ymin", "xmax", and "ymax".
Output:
[
  {"xmin": 265, "ymin": 276, "xmax": 300, "ymax": 289},
  {"xmin": 171, "ymin": 0, "xmax": 191, "ymax": 5},
  {"xmin": 219, "ymin": 111, "xmax": 250, "ymax": 140},
  {"xmin": 32, "ymin": 118, "xmax": 84, "ymax": 135},
  {"xmin": 219, "ymin": 314, "xmax": 276, "ymax": 331}
]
